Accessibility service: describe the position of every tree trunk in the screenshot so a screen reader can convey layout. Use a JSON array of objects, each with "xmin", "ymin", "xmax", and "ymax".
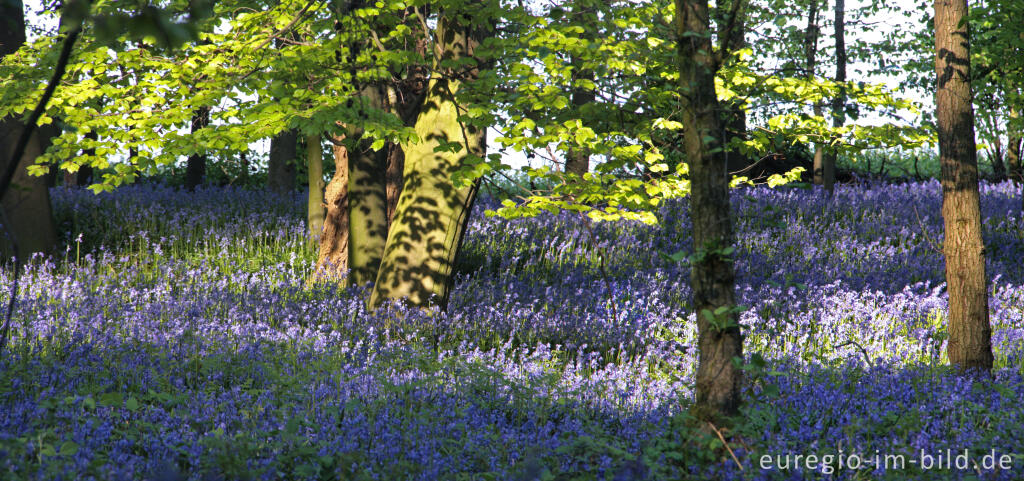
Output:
[
  {"xmin": 384, "ymin": 143, "xmax": 404, "ymax": 229},
  {"xmin": 1009, "ymin": 108, "xmax": 1022, "ymax": 186},
  {"xmin": 676, "ymin": 0, "xmax": 743, "ymax": 423},
  {"xmin": 1008, "ymin": 135, "xmax": 1022, "ymax": 186},
  {"xmin": 306, "ymin": 133, "xmax": 325, "ymax": 242},
  {"xmin": 565, "ymin": 3, "xmax": 597, "ymax": 177},
  {"xmin": 78, "ymin": 131, "xmax": 96, "ymax": 186},
  {"xmin": 1009, "ymin": 108, "xmax": 1023, "ymax": 211},
  {"xmin": 313, "ymin": 136, "xmax": 350, "ymax": 280},
  {"xmin": 369, "ymin": 15, "xmax": 485, "ymax": 310},
  {"xmin": 565, "ymin": 64, "xmax": 594, "ymax": 177},
  {"xmin": 989, "ymin": 135, "xmax": 1006, "ymax": 181},
  {"xmin": 0, "ymin": 0, "xmax": 58, "ymax": 258},
  {"xmin": 268, "ymin": 129, "xmax": 298, "ymax": 193},
  {"xmin": 347, "ymin": 87, "xmax": 390, "ymax": 286},
  {"xmin": 39, "ymin": 124, "xmax": 59, "ymax": 188},
  {"xmin": 934, "ymin": 0, "xmax": 993, "ymax": 372},
  {"xmin": 184, "ymin": 107, "xmax": 210, "ymax": 190},
  {"xmin": 821, "ymin": 0, "xmax": 845, "ymax": 194},
  {"xmin": 805, "ymin": 0, "xmax": 824, "ymax": 186},
  {"xmin": 717, "ymin": 3, "xmax": 748, "ymax": 177}
]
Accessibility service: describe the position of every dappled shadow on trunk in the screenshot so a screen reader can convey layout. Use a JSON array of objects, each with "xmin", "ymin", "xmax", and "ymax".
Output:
[{"xmin": 369, "ymin": 15, "xmax": 485, "ymax": 312}]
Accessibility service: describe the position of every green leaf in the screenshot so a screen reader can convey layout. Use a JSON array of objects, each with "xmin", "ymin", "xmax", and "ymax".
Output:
[{"xmin": 60, "ymin": 441, "xmax": 79, "ymax": 456}]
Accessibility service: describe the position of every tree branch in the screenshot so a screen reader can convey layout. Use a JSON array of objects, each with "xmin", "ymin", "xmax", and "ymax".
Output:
[{"xmin": 714, "ymin": 0, "xmax": 746, "ymax": 70}]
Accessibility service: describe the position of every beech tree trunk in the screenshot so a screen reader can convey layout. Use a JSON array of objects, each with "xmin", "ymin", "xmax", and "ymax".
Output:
[
  {"xmin": 184, "ymin": 107, "xmax": 210, "ymax": 190},
  {"xmin": 1008, "ymin": 108, "xmax": 1022, "ymax": 187},
  {"xmin": 268, "ymin": 129, "xmax": 298, "ymax": 193},
  {"xmin": 565, "ymin": 64, "xmax": 594, "ymax": 178},
  {"xmin": 39, "ymin": 124, "xmax": 59, "ymax": 188},
  {"xmin": 1009, "ymin": 108, "xmax": 1023, "ymax": 212},
  {"xmin": 805, "ymin": 0, "xmax": 825, "ymax": 186},
  {"xmin": 385, "ymin": 143, "xmax": 404, "ymax": 229},
  {"xmin": 717, "ymin": 2, "xmax": 748, "ymax": 177},
  {"xmin": 565, "ymin": 3, "xmax": 597, "ymax": 177},
  {"xmin": 676, "ymin": 0, "xmax": 743, "ymax": 423},
  {"xmin": 934, "ymin": 0, "xmax": 993, "ymax": 371},
  {"xmin": 306, "ymin": 134, "xmax": 325, "ymax": 242},
  {"xmin": 313, "ymin": 136, "xmax": 350, "ymax": 280},
  {"xmin": 989, "ymin": 135, "xmax": 1006, "ymax": 181},
  {"xmin": 822, "ymin": 0, "xmax": 845, "ymax": 194},
  {"xmin": 369, "ymin": 15, "xmax": 486, "ymax": 310},
  {"xmin": 78, "ymin": 131, "xmax": 96, "ymax": 186},
  {"xmin": 1009, "ymin": 135, "xmax": 1022, "ymax": 182},
  {"xmin": 347, "ymin": 87, "xmax": 390, "ymax": 286},
  {"xmin": 0, "ymin": 0, "xmax": 58, "ymax": 258}
]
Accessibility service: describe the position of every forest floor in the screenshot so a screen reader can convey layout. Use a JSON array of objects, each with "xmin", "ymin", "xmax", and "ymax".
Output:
[{"xmin": 1, "ymin": 180, "xmax": 1023, "ymax": 480}]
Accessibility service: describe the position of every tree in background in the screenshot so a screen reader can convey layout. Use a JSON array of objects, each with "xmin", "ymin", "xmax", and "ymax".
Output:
[
  {"xmin": 934, "ymin": 0, "xmax": 993, "ymax": 371},
  {"xmin": 268, "ymin": 130, "xmax": 298, "ymax": 194},
  {"xmin": 305, "ymin": 133, "xmax": 325, "ymax": 242},
  {"xmin": 184, "ymin": 107, "xmax": 210, "ymax": 190},
  {"xmin": 822, "ymin": 0, "xmax": 845, "ymax": 194},
  {"xmin": 0, "ymin": 0, "xmax": 57, "ymax": 258}
]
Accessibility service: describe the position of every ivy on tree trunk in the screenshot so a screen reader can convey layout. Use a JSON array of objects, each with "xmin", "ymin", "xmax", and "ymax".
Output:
[{"xmin": 676, "ymin": 0, "xmax": 744, "ymax": 423}]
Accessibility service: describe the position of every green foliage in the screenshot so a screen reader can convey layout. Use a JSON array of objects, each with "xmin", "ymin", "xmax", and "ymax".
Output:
[{"xmin": 1, "ymin": 0, "xmax": 930, "ymax": 225}]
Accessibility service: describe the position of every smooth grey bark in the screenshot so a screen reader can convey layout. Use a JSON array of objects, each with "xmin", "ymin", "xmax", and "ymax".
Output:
[
  {"xmin": 78, "ymin": 131, "xmax": 96, "ymax": 186},
  {"xmin": 0, "ymin": 0, "xmax": 58, "ymax": 258},
  {"xmin": 268, "ymin": 129, "xmax": 298, "ymax": 193},
  {"xmin": 306, "ymin": 134, "xmax": 325, "ymax": 242},
  {"xmin": 822, "ymin": 0, "xmax": 844, "ymax": 194},
  {"xmin": 184, "ymin": 107, "xmax": 210, "ymax": 190},
  {"xmin": 805, "ymin": 0, "xmax": 825, "ymax": 187},
  {"xmin": 369, "ymin": 14, "xmax": 486, "ymax": 310},
  {"xmin": 347, "ymin": 87, "xmax": 390, "ymax": 286}
]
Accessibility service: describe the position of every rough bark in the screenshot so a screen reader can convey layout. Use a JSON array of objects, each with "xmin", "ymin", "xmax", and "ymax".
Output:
[
  {"xmin": 934, "ymin": 0, "xmax": 993, "ymax": 371},
  {"xmin": 0, "ymin": 0, "xmax": 58, "ymax": 258},
  {"xmin": 676, "ymin": 0, "xmax": 743, "ymax": 423},
  {"xmin": 268, "ymin": 129, "xmax": 298, "ymax": 193},
  {"xmin": 313, "ymin": 136, "xmax": 350, "ymax": 280},
  {"xmin": 306, "ymin": 134, "xmax": 325, "ymax": 242},
  {"xmin": 184, "ymin": 107, "xmax": 210, "ymax": 190},
  {"xmin": 369, "ymin": 15, "xmax": 485, "ymax": 310},
  {"xmin": 822, "ymin": 0, "xmax": 844, "ymax": 194}
]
